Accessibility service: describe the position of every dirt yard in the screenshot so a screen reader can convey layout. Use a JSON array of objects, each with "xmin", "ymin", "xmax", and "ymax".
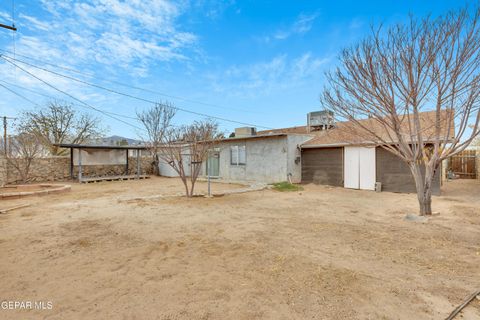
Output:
[{"xmin": 0, "ymin": 177, "xmax": 479, "ymax": 319}]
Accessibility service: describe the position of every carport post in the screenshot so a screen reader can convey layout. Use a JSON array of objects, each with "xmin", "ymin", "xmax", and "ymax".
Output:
[
  {"xmin": 125, "ymin": 149, "xmax": 129, "ymax": 175},
  {"xmin": 69, "ymin": 147, "xmax": 74, "ymax": 180},
  {"xmin": 78, "ymin": 148, "xmax": 82, "ymax": 182},
  {"xmin": 208, "ymin": 173, "xmax": 211, "ymax": 197},
  {"xmin": 136, "ymin": 149, "xmax": 140, "ymax": 179},
  {"xmin": 207, "ymin": 150, "xmax": 211, "ymax": 197}
]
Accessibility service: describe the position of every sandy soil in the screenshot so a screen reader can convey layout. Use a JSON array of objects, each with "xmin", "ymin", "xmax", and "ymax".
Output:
[{"xmin": 0, "ymin": 177, "xmax": 479, "ymax": 319}]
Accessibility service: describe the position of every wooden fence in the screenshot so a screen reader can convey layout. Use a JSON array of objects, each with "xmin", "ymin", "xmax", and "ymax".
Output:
[{"xmin": 448, "ymin": 150, "xmax": 477, "ymax": 179}]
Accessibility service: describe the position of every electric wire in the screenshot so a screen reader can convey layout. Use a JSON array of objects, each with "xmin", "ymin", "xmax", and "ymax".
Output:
[
  {"xmin": 0, "ymin": 49, "xmax": 259, "ymax": 114},
  {"xmin": 1, "ymin": 56, "xmax": 145, "ymax": 131},
  {"xmin": 0, "ymin": 53, "xmax": 273, "ymax": 129},
  {"xmin": 0, "ymin": 82, "xmax": 39, "ymax": 106},
  {"xmin": 0, "ymin": 79, "xmax": 140, "ymax": 121}
]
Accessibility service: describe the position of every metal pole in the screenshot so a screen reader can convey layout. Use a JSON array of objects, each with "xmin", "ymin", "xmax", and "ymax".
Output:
[
  {"xmin": 207, "ymin": 151, "xmax": 211, "ymax": 197},
  {"xmin": 208, "ymin": 171, "xmax": 211, "ymax": 197},
  {"xmin": 125, "ymin": 149, "xmax": 129, "ymax": 175},
  {"xmin": 136, "ymin": 149, "xmax": 140, "ymax": 179},
  {"xmin": 69, "ymin": 147, "xmax": 74, "ymax": 180},
  {"xmin": 78, "ymin": 148, "xmax": 82, "ymax": 182}
]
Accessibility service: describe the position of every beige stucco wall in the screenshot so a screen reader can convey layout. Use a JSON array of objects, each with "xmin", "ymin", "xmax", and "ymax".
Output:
[{"xmin": 197, "ymin": 134, "xmax": 313, "ymax": 184}]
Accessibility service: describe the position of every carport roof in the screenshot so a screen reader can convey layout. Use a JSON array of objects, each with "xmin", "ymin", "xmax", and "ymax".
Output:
[{"xmin": 54, "ymin": 143, "xmax": 148, "ymax": 150}]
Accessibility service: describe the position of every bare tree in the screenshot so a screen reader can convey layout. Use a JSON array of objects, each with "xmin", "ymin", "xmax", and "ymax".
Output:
[
  {"xmin": 159, "ymin": 120, "xmax": 221, "ymax": 197},
  {"xmin": 136, "ymin": 102, "xmax": 176, "ymax": 175},
  {"xmin": 322, "ymin": 7, "xmax": 480, "ymax": 215},
  {"xmin": 5, "ymin": 131, "xmax": 42, "ymax": 183},
  {"xmin": 19, "ymin": 102, "xmax": 103, "ymax": 156}
]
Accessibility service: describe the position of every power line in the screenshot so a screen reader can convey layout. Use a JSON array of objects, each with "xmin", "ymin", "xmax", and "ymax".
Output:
[
  {"xmin": 0, "ymin": 79, "xmax": 62, "ymax": 100},
  {"xmin": 0, "ymin": 82, "xmax": 40, "ymax": 106},
  {"xmin": 0, "ymin": 53, "xmax": 273, "ymax": 129},
  {"xmin": 0, "ymin": 79, "xmax": 141, "ymax": 121},
  {"xmin": 0, "ymin": 78, "xmax": 233, "ymax": 134},
  {"xmin": 0, "ymin": 48, "xmax": 260, "ymax": 114},
  {"xmin": 1, "ymin": 56, "xmax": 145, "ymax": 132}
]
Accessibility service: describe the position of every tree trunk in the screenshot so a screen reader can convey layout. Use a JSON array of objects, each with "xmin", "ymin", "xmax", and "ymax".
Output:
[
  {"xmin": 410, "ymin": 162, "xmax": 433, "ymax": 216},
  {"xmin": 189, "ymin": 180, "xmax": 196, "ymax": 197},
  {"xmin": 152, "ymin": 154, "xmax": 160, "ymax": 176},
  {"xmin": 181, "ymin": 177, "xmax": 191, "ymax": 197},
  {"xmin": 189, "ymin": 166, "xmax": 200, "ymax": 197},
  {"xmin": 419, "ymin": 193, "xmax": 432, "ymax": 216}
]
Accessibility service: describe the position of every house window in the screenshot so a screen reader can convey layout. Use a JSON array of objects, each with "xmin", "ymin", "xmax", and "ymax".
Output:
[{"xmin": 230, "ymin": 145, "xmax": 246, "ymax": 165}]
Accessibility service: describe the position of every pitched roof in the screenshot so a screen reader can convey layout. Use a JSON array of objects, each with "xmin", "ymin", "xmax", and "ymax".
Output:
[{"xmin": 261, "ymin": 110, "xmax": 455, "ymax": 148}]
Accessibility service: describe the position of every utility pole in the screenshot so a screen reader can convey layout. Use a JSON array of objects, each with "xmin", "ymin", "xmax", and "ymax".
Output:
[
  {"xmin": 0, "ymin": 0, "xmax": 16, "ymax": 32},
  {"xmin": 1, "ymin": 116, "xmax": 16, "ymax": 156},
  {"xmin": 0, "ymin": 23, "xmax": 16, "ymax": 31},
  {"xmin": 3, "ymin": 116, "xmax": 6, "ymax": 156}
]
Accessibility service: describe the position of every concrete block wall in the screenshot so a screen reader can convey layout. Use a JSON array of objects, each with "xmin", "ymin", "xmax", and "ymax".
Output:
[
  {"xmin": 2, "ymin": 157, "xmax": 70, "ymax": 184},
  {"xmin": 2, "ymin": 156, "xmax": 154, "ymax": 184},
  {"xmin": 0, "ymin": 157, "xmax": 7, "ymax": 186},
  {"xmin": 477, "ymin": 149, "xmax": 480, "ymax": 179}
]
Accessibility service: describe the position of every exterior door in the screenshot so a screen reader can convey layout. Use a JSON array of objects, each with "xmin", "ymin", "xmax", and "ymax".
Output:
[
  {"xmin": 206, "ymin": 151, "xmax": 220, "ymax": 177},
  {"xmin": 359, "ymin": 147, "xmax": 376, "ymax": 190},
  {"xmin": 344, "ymin": 147, "xmax": 376, "ymax": 190},
  {"xmin": 344, "ymin": 147, "xmax": 360, "ymax": 189}
]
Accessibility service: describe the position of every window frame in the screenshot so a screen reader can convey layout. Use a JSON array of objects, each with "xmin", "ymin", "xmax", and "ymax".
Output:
[{"xmin": 230, "ymin": 145, "xmax": 246, "ymax": 166}]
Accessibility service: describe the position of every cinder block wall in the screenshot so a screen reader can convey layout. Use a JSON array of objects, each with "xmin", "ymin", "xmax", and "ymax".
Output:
[
  {"xmin": 0, "ymin": 157, "xmax": 7, "ymax": 186},
  {"xmin": 477, "ymin": 149, "xmax": 480, "ymax": 179},
  {"xmin": 3, "ymin": 156, "xmax": 154, "ymax": 184}
]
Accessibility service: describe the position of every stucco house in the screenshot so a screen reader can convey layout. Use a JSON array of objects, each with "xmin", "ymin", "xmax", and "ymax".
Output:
[
  {"xmin": 197, "ymin": 128, "xmax": 312, "ymax": 183},
  {"xmin": 157, "ymin": 130, "xmax": 312, "ymax": 184},
  {"xmin": 258, "ymin": 110, "xmax": 452, "ymax": 194},
  {"xmin": 159, "ymin": 110, "xmax": 452, "ymax": 194}
]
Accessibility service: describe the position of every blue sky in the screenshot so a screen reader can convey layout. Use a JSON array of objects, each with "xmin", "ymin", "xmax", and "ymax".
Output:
[{"xmin": 0, "ymin": 0, "xmax": 473, "ymax": 138}]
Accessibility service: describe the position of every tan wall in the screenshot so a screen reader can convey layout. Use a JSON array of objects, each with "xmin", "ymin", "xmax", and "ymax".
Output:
[{"xmin": 1, "ymin": 156, "xmax": 154, "ymax": 185}]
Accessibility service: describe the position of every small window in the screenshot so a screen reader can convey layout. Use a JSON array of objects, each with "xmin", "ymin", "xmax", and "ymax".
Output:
[{"xmin": 230, "ymin": 145, "xmax": 246, "ymax": 165}]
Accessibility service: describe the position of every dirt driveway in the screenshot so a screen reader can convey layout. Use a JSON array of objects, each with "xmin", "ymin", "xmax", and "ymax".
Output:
[{"xmin": 0, "ymin": 177, "xmax": 479, "ymax": 319}]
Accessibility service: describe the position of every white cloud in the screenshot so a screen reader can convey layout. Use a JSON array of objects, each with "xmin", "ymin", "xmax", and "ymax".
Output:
[
  {"xmin": 18, "ymin": 14, "xmax": 50, "ymax": 31},
  {"xmin": 272, "ymin": 12, "xmax": 319, "ymax": 41},
  {"xmin": 209, "ymin": 53, "xmax": 330, "ymax": 98},
  {"xmin": 0, "ymin": 0, "xmax": 198, "ymax": 109},
  {"xmin": 6, "ymin": 1, "xmax": 196, "ymax": 74},
  {"xmin": 191, "ymin": 0, "xmax": 237, "ymax": 20},
  {"xmin": 349, "ymin": 18, "xmax": 364, "ymax": 30},
  {"xmin": 0, "ymin": 10, "xmax": 11, "ymax": 21}
]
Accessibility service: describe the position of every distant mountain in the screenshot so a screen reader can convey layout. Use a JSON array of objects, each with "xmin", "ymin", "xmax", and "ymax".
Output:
[{"xmin": 92, "ymin": 135, "xmax": 143, "ymax": 146}]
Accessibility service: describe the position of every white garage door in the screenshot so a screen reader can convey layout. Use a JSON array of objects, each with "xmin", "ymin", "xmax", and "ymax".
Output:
[{"xmin": 344, "ymin": 147, "xmax": 376, "ymax": 190}]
